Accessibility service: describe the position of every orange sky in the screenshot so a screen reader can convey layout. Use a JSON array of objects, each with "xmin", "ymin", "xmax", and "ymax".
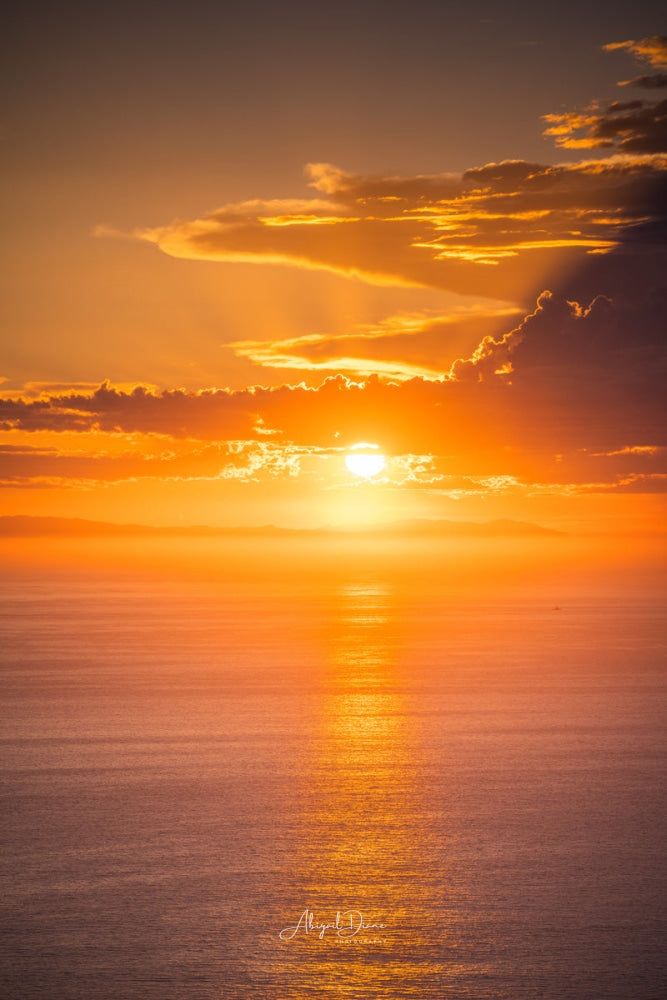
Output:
[{"xmin": 1, "ymin": 7, "xmax": 666, "ymax": 532}]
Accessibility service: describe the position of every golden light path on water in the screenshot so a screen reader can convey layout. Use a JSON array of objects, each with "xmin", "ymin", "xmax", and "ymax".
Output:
[{"xmin": 272, "ymin": 582, "xmax": 454, "ymax": 996}]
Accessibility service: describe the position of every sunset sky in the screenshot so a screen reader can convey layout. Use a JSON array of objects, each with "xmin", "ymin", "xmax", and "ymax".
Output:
[{"xmin": 2, "ymin": 2, "xmax": 666, "ymax": 531}]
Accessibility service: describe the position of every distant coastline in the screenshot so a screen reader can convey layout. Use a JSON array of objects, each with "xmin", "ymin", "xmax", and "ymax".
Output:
[{"xmin": 0, "ymin": 515, "xmax": 562, "ymax": 539}]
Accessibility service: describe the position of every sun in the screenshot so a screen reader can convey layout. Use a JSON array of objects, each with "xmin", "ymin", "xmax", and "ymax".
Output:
[{"xmin": 345, "ymin": 444, "xmax": 386, "ymax": 479}]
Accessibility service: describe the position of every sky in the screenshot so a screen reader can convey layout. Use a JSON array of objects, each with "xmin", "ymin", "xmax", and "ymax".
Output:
[{"xmin": 1, "ymin": 1, "xmax": 666, "ymax": 531}]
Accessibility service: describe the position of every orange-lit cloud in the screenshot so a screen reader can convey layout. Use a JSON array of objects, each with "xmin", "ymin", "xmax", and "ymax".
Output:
[
  {"xmin": 131, "ymin": 155, "xmax": 667, "ymax": 306},
  {"xmin": 0, "ymin": 439, "xmax": 308, "ymax": 488},
  {"xmin": 2, "ymin": 287, "xmax": 665, "ymax": 495},
  {"xmin": 543, "ymin": 101, "xmax": 667, "ymax": 153},
  {"xmin": 228, "ymin": 307, "xmax": 520, "ymax": 381},
  {"xmin": 604, "ymin": 36, "xmax": 667, "ymax": 69},
  {"xmin": 544, "ymin": 37, "xmax": 667, "ymax": 152},
  {"xmin": 618, "ymin": 74, "xmax": 667, "ymax": 90}
]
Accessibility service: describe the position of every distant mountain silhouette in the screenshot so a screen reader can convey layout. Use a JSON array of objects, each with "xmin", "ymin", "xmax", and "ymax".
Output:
[{"xmin": 0, "ymin": 516, "xmax": 562, "ymax": 538}]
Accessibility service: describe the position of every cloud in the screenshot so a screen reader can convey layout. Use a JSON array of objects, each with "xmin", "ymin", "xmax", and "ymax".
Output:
[
  {"xmin": 1, "ymin": 285, "xmax": 665, "ymax": 492},
  {"xmin": 2, "ymin": 435, "xmax": 664, "ymax": 497},
  {"xmin": 0, "ymin": 440, "xmax": 307, "ymax": 487},
  {"xmin": 451, "ymin": 286, "xmax": 666, "ymax": 379},
  {"xmin": 131, "ymin": 155, "xmax": 667, "ymax": 308},
  {"xmin": 619, "ymin": 74, "xmax": 667, "ymax": 90},
  {"xmin": 228, "ymin": 306, "xmax": 520, "ymax": 381},
  {"xmin": 544, "ymin": 37, "xmax": 667, "ymax": 155},
  {"xmin": 604, "ymin": 36, "xmax": 667, "ymax": 69},
  {"xmin": 543, "ymin": 100, "xmax": 667, "ymax": 154},
  {"xmin": 115, "ymin": 46, "xmax": 666, "ymax": 314}
]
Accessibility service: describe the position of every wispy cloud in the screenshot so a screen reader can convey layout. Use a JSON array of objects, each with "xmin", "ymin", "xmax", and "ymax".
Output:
[
  {"xmin": 228, "ymin": 307, "xmax": 520, "ymax": 381},
  {"xmin": 603, "ymin": 36, "xmax": 667, "ymax": 69},
  {"xmin": 543, "ymin": 101, "xmax": 667, "ymax": 153},
  {"xmin": 127, "ymin": 155, "xmax": 666, "ymax": 307}
]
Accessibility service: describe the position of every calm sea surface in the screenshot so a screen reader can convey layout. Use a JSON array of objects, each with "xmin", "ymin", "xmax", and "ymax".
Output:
[{"xmin": 1, "ymin": 538, "xmax": 665, "ymax": 999}]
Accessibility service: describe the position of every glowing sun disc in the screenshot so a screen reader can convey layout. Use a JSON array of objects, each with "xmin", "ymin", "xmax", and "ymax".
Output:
[{"xmin": 345, "ymin": 451, "xmax": 386, "ymax": 478}]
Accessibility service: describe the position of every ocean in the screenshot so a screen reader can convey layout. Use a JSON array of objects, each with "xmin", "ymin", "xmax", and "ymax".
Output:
[{"xmin": 1, "ymin": 537, "xmax": 665, "ymax": 999}]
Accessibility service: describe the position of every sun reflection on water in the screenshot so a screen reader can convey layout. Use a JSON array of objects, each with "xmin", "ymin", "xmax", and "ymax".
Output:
[{"xmin": 274, "ymin": 582, "xmax": 449, "ymax": 996}]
